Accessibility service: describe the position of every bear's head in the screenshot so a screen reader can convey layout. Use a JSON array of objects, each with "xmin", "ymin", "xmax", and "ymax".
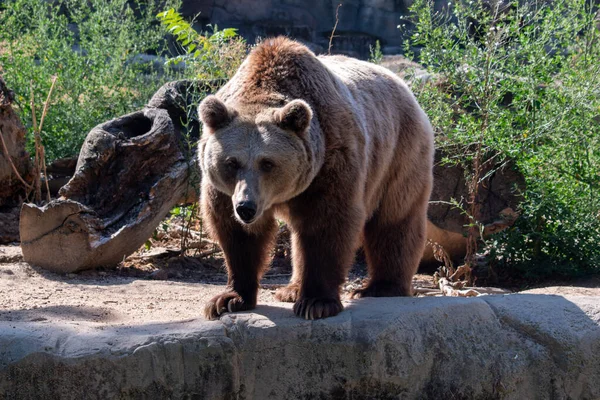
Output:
[{"xmin": 198, "ymin": 95, "xmax": 315, "ymax": 225}]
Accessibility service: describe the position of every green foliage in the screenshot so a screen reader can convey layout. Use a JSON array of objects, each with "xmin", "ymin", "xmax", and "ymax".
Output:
[
  {"xmin": 157, "ymin": 9, "xmax": 246, "ymax": 80},
  {"xmin": 404, "ymin": 0, "xmax": 600, "ymax": 278},
  {"xmin": 0, "ymin": 0, "xmax": 183, "ymax": 160},
  {"xmin": 154, "ymin": 9, "xmax": 246, "ymax": 251},
  {"xmin": 369, "ymin": 40, "xmax": 383, "ymax": 64}
]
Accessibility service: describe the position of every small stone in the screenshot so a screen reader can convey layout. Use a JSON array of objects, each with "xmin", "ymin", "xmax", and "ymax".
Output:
[{"xmin": 149, "ymin": 269, "xmax": 169, "ymax": 280}]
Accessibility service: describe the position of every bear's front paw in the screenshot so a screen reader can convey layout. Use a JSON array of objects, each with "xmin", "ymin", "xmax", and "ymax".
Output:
[
  {"xmin": 293, "ymin": 297, "xmax": 343, "ymax": 320},
  {"xmin": 274, "ymin": 284, "xmax": 300, "ymax": 303},
  {"xmin": 203, "ymin": 291, "xmax": 255, "ymax": 320}
]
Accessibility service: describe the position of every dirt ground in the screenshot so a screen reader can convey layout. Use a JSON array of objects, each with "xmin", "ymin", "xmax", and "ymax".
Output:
[{"xmin": 1, "ymin": 243, "xmax": 599, "ymax": 327}]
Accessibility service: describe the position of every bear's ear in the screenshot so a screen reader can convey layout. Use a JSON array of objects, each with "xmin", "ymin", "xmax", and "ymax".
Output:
[
  {"xmin": 275, "ymin": 99, "xmax": 312, "ymax": 135},
  {"xmin": 198, "ymin": 95, "xmax": 232, "ymax": 131}
]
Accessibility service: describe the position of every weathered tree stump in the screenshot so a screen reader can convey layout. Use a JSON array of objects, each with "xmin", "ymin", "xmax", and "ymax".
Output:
[
  {"xmin": 19, "ymin": 81, "xmax": 211, "ymax": 272},
  {"xmin": 0, "ymin": 76, "xmax": 33, "ymax": 244}
]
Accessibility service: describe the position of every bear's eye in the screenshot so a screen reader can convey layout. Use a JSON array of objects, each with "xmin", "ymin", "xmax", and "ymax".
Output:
[
  {"xmin": 260, "ymin": 159, "xmax": 275, "ymax": 172},
  {"xmin": 225, "ymin": 158, "xmax": 241, "ymax": 171}
]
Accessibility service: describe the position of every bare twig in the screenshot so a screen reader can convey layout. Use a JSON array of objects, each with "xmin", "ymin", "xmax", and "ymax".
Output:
[
  {"xmin": 29, "ymin": 82, "xmax": 38, "ymax": 135},
  {"xmin": 437, "ymin": 278, "xmax": 511, "ymax": 297},
  {"xmin": 30, "ymin": 76, "xmax": 58, "ymax": 203},
  {"xmin": 413, "ymin": 287, "xmax": 442, "ymax": 295},
  {"xmin": 198, "ymin": 248, "xmax": 221, "ymax": 258},
  {"xmin": 328, "ymin": 3, "xmax": 342, "ymax": 55},
  {"xmin": 449, "ymin": 264, "xmax": 472, "ymax": 283},
  {"xmin": 38, "ymin": 76, "xmax": 57, "ymax": 135},
  {"xmin": 428, "ymin": 239, "xmax": 454, "ymax": 273},
  {"xmin": 40, "ymin": 145, "xmax": 51, "ymax": 202},
  {"xmin": 38, "ymin": 76, "xmax": 58, "ymax": 202},
  {"xmin": 417, "ymin": 291, "xmax": 444, "ymax": 297},
  {"xmin": 0, "ymin": 127, "xmax": 33, "ymax": 190},
  {"xmin": 438, "ymin": 278, "xmax": 480, "ymax": 297},
  {"xmin": 30, "ymin": 82, "xmax": 40, "ymax": 202}
]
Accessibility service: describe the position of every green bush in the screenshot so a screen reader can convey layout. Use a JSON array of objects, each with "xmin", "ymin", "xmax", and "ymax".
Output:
[
  {"xmin": 369, "ymin": 39, "xmax": 383, "ymax": 64},
  {"xmin": 404, "ymin": 0, "xmax": 600, "ymax": 279},
  {"xmin": 157, "ymin": 8, "xmax": 247, "ymax": 81},
  {"xmin": 156, "ymin": 8, "xmax": 247, "ymax": 149},
  {"xmin": 0, "ymin": 0, "xmax": 183, "ymax": 160}
]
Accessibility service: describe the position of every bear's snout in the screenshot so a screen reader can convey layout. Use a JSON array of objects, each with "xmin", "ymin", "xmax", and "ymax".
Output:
[{"xmin": 235, "ymin": 201, "xmax": 257, "ymax": 223}]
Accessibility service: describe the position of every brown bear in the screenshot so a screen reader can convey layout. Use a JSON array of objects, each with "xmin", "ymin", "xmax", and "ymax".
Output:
[{"xmin": 198, "ymin": 37, "xmax": 434, "ymax": 320}]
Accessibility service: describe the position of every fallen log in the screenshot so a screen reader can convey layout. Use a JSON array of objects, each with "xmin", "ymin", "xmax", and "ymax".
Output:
[{"xmin": 19, "ymin": 80, "xmax": 215, "ymax": 273}]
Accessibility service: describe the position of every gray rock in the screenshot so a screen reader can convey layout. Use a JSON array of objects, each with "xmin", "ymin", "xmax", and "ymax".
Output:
[
  {"xmin": 0, "ymin": 294, "xmax": 598, "ymax": 399},
  {"xmin": 181, "ymin": 0, "xmax": 422, "ymax": 58}
]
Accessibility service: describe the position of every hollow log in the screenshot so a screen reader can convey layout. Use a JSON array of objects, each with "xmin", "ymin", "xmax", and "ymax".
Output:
[{"xmin": 19, "ymin": 80, "xmax": 212, "ymax": 272}]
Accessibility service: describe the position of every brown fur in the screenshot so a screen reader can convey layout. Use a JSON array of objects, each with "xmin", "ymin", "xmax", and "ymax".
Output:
[
  {"xmin": 198, "ymin": 37, "xmax": 434, "ymax": 320},
  {"xmin": 422, "ymin": 221, "xmax": 469, "ymax": 268}
]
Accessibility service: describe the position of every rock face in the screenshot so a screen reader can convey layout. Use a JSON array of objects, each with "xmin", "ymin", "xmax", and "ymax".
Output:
[
  {"xmin": 0, "ymin": 76, "xmax": 33, "ymax": 244},
  {"xmin": 181, "ymin": 0, "xmax": 427, "ymax": 58},
  {"xmin": 0, "ymin": 294, "xmax": 599, "ymax": 399},
  {"xmin": 19, "ymin": 81, "xmax": 208, "ymax": 272}
]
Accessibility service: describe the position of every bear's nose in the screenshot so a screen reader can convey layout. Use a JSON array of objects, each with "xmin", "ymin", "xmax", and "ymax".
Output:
[{"xmin": 235, "ymin": 201, "xmax": 257, "ymax": 223}]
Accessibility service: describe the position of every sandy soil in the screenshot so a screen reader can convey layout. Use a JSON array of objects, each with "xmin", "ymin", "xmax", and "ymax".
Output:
[
  {"xmin": 1, "ymin": 244, "xmax": 598, "ymax": 327},
  {"xmin": 0, "ymin": 245, "xmax": 280, "ymax": 325},
  {"xmin": 520, "ymin": 277, "xmax": 600, "ymax": 296}
]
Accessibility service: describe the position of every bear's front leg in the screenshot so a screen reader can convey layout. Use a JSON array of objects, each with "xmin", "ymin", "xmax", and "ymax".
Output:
[
  {"xmin": 288, "ymin": 193, "xmax": 364, "ymax": 320},
  {"xmin": 201, "ymin": 185, "xmax": 277, "ymax": 320}
]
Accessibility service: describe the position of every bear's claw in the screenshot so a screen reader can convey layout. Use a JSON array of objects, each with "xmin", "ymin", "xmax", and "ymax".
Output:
[
  {"xmin": 274, "ymin": 284, "xmax": 300, "ymax": 303},
  {"xmin": 203, "ymin": 291, "xmax": 254, "ymax": 320},
  {"xmin": 293, "ymin": 297, "xmax": 343, "ymax": 320}
]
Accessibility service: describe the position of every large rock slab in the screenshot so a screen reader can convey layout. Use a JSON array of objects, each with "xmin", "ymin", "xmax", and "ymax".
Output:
[{"xmin": 1, "ymin": 294, "xmax": 598, "ymax": 399}]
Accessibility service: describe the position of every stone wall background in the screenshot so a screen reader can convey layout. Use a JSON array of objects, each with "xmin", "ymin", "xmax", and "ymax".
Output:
[{"xmin": 179, "ymin": 0, "xmax": 449, "ymax": 58}]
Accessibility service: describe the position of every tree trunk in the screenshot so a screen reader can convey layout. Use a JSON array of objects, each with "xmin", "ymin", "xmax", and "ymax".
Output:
[{"xmin": 0, "ymin": 76, "xmax": 33, "ymax": 243}]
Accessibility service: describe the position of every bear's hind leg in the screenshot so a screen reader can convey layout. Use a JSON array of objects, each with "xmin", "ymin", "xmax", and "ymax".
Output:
[
  {"xmin": 201, "ymin": 185, "xmax": 277, "ymax": 320},
  {"xmin": 274, "ymin": 270, "xmax": 301, "ymax": 303},
  {"xmin": 351, "ymin": 192, "xmax": 428, "ymax": 298}
]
